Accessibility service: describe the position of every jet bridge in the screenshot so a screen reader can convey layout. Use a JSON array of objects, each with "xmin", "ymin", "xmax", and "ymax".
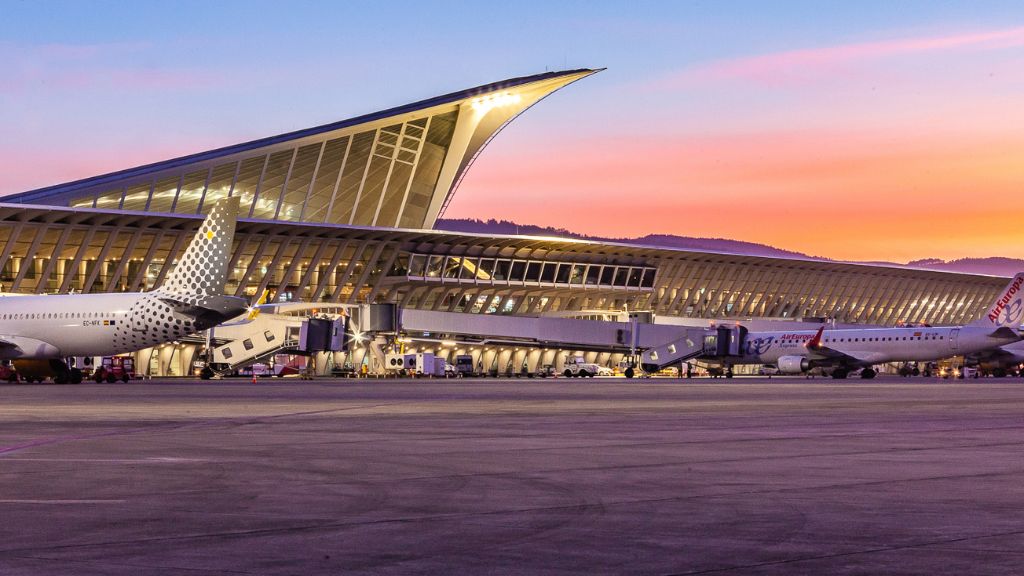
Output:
[
  {"xmin": 398, "ymin": 309, "xmax": 708, "ymax": 373},
  {"xmin": 204, "ymin": 303, "xmax": 712, "ymax": 377},
  {"xmin": 209, "ymin": 313, "xmax": 303, "ymax": 372}
]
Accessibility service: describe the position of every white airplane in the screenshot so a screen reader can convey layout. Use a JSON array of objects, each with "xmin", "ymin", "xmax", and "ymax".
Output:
[
  {"xmin": 964, "ymin": 341, "xmax": 1024, "ymax": 377},
  {"xmin": 708, "ymin": 272, "xmax": 1024, "ymax": 379},
  {"xmin": 0, "ymin": 197, "xmax": 248, "ymax": 383}
]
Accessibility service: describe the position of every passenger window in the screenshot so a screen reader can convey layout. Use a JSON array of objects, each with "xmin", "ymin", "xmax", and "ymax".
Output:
[
  {"xmin": 243, "ymin": 339, "xmax": 254, "ymax": 351},
  {"xmin": 509, "ymin": 261, "xmax": 526, "ymax": 282},
  {"xmin": 264, "ymin": 330, "xmax": 275, "ymax": 342},
  {"xmin": 525, "ymin": 262, "xmax": 541, "ymax": 282},
  {"xmin": 540, "ymin": 263, "xmax": 557, "ymax": 283},
  {"xmin": 222, "ymin": 347, "xmax": 233, "ymax": 359}
]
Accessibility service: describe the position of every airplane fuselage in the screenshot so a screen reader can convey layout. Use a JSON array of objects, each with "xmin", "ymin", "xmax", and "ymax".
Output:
[
  {"xmin": 737, "ymin": 326, "xmax": 1016, "ymax": 367},
  {"xmin": 0, "ymin": 292, "xmax": 235, "ymax": 359}
]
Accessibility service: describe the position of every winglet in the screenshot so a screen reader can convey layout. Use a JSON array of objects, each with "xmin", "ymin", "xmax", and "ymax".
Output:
[
  {"xmin": 969, "ymin": 272, "xmax": 1024, "ymax": 332},
  {"xmin": 806, "ymin": 326, "xmax": 824, "ymax": 349},
  {"xmin": 247, "ymin": 289, "xmax": 269, "ymax": 320}
]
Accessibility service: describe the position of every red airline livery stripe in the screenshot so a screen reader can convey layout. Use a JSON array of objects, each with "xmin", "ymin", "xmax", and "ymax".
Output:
[{"xmin": 988, "ymin": 277, "xmax": 1023, "ymax": 322}]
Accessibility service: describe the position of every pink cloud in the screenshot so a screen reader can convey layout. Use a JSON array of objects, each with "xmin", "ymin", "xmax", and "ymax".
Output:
[
  {"xmin": 0, "ymin": 138, "xmax": 229, "ymax": 196},
  {"xmin": 655, "ymin": 26, "xmax": 1024, "ymax": 88},
  {"xmin": 0, "ymin": 41, "xmax": 221, "ymax": 94}
]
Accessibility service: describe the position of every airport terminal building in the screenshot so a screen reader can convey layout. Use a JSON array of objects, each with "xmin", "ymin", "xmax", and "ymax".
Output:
[{"xmin": 0, "ymin": 69, "xmax": 1010, "ymax": 375}]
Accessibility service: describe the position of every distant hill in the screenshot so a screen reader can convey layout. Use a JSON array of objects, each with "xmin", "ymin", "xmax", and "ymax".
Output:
[
  {"xmin": 434, "ymin": 218, "xmax": 1018, "ymax": 277},
  {"xmin": 904, "ymin": 257, "xmax": 1024, "ymax": 278},
  {"xmin": 435, "ymin": 218, "xmax": 815, "ymax": 259}
]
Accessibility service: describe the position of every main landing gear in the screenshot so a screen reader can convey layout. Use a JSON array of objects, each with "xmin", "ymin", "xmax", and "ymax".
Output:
[{"xmin": 830, "ymin": 367, "xmax": 876, "ymax": 379}]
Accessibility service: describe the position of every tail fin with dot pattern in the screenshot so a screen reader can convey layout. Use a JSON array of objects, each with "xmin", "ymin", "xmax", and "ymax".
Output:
[{"xmin": 159, "ymin": 197, "xmax": 240, "ymax": 296}]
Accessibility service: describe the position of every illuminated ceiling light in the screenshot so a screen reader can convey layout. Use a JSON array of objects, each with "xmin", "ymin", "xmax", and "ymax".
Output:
[{"xmin": 470, "ymin": 92, "xmax": 522, "ymax": 114}]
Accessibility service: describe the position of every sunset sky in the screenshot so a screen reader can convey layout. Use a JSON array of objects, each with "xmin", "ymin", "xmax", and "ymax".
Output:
[{"xmin": 2, "ymin": 1, "xmax": 1023, "ymax": 262}]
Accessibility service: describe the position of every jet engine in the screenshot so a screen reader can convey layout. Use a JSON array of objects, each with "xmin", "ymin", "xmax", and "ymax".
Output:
[{"xmin": 777, "ymin": 355, "xmax": 810, "ymax": 374}]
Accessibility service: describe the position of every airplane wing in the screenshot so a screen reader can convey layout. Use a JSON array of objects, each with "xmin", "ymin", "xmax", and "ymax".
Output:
[
  {"xmin": 968, "ymin": 346, "xmax": 1022, "ymax": 365},
  {"xmin": 804, "ymin": 327, "xmax": 876, "ymax": 367},
  {"xmin": 158, "ymin": 295, "xmax": 249, "ymax": 324}
]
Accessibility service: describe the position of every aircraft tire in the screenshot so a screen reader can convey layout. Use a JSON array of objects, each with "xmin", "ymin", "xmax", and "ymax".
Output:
[
  {"xmin": 832, "ymin": 370, "xmax": 848, "ymax": 379},
  {"xmin": 624, "ymin": 367, "xmax": 635, "ymax": 379},
  {"xmin": 860, "ymin": 368, "xmax": 876, "ymax": 379},
  {"xmin": 70, "ymin": 369, "xmax": 83, "ymax": 384},
  {"xmin": 54, "ymin": 374, "xmax": 68, "ymax": 385}
]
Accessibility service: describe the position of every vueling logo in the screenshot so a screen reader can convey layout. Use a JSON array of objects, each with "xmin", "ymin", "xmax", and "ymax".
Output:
[{"xmin": 988, "ymin": 277, "xmax": 1024, "ymax": 324}]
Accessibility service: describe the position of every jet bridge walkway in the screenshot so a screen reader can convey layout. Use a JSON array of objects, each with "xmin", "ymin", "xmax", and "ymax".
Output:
[
  {"xmin": 398, "ymin": 309, "xmax": 707, "ymax": 371},
  {"xmin": 204, "ymin": 304, "xmax": 711, "ymax": 376},
  {"xmin": 209, "ymin": 313, "xmax": 304, "ymax": 372}
]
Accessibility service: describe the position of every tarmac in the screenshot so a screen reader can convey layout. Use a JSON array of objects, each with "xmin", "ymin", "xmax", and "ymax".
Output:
[{"xmin": 1, "ymin": 376, "xmax": 1024, "ymax": 575}]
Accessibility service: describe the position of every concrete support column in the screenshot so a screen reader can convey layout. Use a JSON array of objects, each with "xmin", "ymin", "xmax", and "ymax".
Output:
[
  {"xmin": 481, "ymin": 349, "xmax": 497, "ymax": 375},
  {"xmin": 526, "ymin": 349, "xmax": 542, "ymax": 373},
  {"xmin": 496, "ymin": 349, "xmax": 513, "ymax": 376},
  {"xmin": 158, "ymin": 345, "xmax": 174, "ymax": 376},
  {"xmin": 183, "ymin": 344, "xmax": 199, "ymax": 376},
  {"xmin": 512, "ymin": 349, "xmax": 527, "ymax": 374},
  {"xmin": 315, "ymin": 352, "xmax": 331, "ymax": 375},
  {"xmin": 541, "ymin": 350, "xmax": 557, "ymax": 370}
]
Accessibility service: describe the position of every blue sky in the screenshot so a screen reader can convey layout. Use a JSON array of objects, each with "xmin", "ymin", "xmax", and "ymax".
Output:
[{"xmin": 3, "ymin": 1, "xmax": 1024, "ymax": 260}]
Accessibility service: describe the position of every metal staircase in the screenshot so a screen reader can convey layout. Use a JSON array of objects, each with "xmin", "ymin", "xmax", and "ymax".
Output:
[
  {"xmin": 639, "ymin": 328, "xmax": 708, "ymax": 373},
  {"xmin": 209, "ymin": 314, "xmax": 304, "ymax": 372}
]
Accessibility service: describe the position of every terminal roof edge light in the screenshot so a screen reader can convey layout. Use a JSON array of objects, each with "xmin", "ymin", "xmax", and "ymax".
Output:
[{"xmin": 5, "ymin": 68, "xmax": 600, "ymax": 230}]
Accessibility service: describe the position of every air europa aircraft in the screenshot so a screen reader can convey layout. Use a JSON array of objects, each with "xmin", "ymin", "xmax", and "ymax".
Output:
[
  {"xmin": 0, "ymin": 197, "xmax": 247, "ymax": 383},
  {"xmin": 707, "ymin": 272, "xmax": 1024, "ymax": 379}
]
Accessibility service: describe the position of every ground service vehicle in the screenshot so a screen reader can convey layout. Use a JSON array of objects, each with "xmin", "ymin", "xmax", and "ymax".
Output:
[
  {"xmin": 564, "ymin": 356, "xmax": 600, "ymax": 378},
  {"xmin": 414, "ymin": 353, "xmax": 446, "ymax": 377},
  {"xmin": 454, "ymin": 355, "xmax": 474, "ymax": 377},
  {"xmin": 536, "ymin": 364, "xmax": 556, "ymax": 378},
  {"xmin": 93, "ymin": 356, "xmax": 135, "ymax": 383}
]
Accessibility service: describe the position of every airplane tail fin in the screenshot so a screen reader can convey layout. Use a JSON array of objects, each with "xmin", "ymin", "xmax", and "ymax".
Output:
[
  {"xmin": 805, "ymin": 326, "xmax": 824, "ymax": 350},
  {"xmin": 158, "ymin": 197, "xmax": 240, "ymax": 296},
  {"xmin": 969, "ymin": 272, "xmax": 1024, "ymax": 331}
]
